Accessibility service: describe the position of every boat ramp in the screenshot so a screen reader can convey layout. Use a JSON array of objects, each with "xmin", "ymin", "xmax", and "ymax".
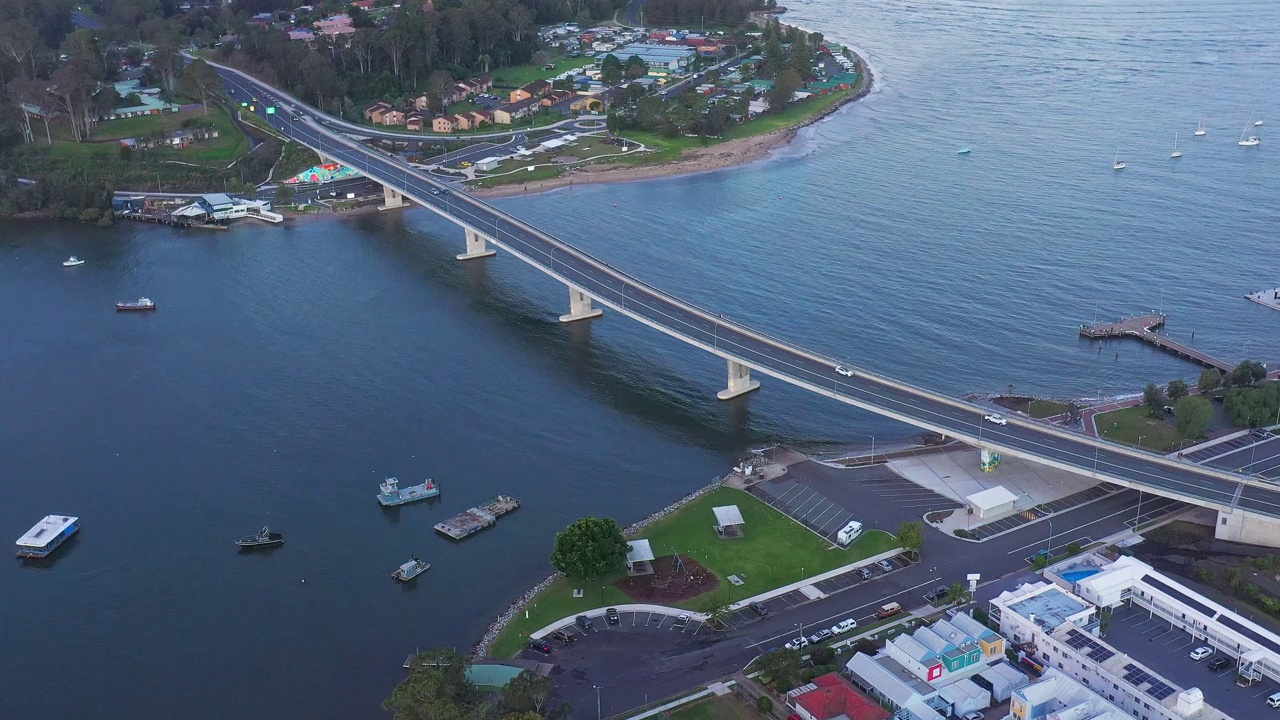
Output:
[{"xmin": 434, "ymin": 496, "xmax": 520, "ymax": 540}]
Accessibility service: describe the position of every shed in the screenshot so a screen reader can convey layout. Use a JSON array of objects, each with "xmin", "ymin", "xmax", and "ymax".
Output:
[
  {"xmin": 475, "ymin": 157, "xmax": 501, "ymax": 172},
  {"xmin": 626, "ymin": 538, "xmax": 655, "ymax": 576},
  {"xmin": 966, "ymin": 486, "xmax": 1018, "ymax": 519},
  {"xmin": 713, "ymin": 505, "xmax": 745, "ymax": 538}
]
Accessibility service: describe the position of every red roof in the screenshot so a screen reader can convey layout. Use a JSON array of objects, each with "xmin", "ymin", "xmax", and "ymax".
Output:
[{"xmin": 794, "ymin": 674, "xmax": 889, "ymax": 720}]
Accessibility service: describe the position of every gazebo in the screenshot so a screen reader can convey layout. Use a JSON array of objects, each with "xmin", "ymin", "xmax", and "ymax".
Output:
[
  {"xmin": 713, "ymin": 505, "xmax": 746, "ymax": 538},
  {"xmin": 626, "ymin": 538, "xmax": 655, "ymax": 576}
]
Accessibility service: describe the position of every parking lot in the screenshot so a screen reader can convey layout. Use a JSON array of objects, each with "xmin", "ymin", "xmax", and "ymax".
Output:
[
  {"xmin": 1107, "ymin": 604, "xmax": 1276, "ymax": 719},
  {"xmin": 969, "ymin": 483, "xmax": 1122, "ymax": 540},
  {"xmin": 1182, "ymin": 429, "xmax": 1272, "ymax": 463},
  {"xmin": 1202, "ymin": 433, "xmax": 1280, "ymax": 480}
]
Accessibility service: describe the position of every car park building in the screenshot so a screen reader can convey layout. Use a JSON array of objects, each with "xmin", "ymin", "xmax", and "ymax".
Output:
[
  {"xmin": 844, "ymin": 614, "xmax": 1014, "ymax": 720},
  {"xmin": 989, "ymin": 581, "xmax": 1228, "ymax": 720}
]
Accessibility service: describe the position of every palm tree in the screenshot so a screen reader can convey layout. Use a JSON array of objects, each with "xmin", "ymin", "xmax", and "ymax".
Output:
[{"xmin": 477, "ymin": 53, "xmax": 492, "ymax": 74}]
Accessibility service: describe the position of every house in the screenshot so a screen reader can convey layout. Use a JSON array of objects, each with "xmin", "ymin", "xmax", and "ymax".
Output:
[
  {"xmin": 313, "ymin": 15, "xmax": 354, "ymax": 36},
  {"xmin": 492, "ymin": 97, "xmax": 540, "ymax": 124},
  {"xmin": 432, "ymin": 115, "xmax": 458, "ymax": 133},
  {"xmin": 405, "ymin": 113, "xmax": 425, "ymax": 131},
  {"xmin": 540, "ymin": 89, "xmax": 576, "ymax": 108},
  {"xmin": 380, "ymin": 109, "xmax": 405, "ymax": 126},
  {"xmin": 508, "ymin": 79, "xmax": 551, "ymax": 103},
  {"xmin": 788, "ymin": 673, "xmax": 890, "ymax": 720},
  {"xmin": 467, "ymin": 110, "xmax": 491, "ymax": 126},
  {"xmin": 286, "ymin": 28, "xmax": 314, "ymax": 41},
  {"xmin": 364, "ymin": 101, "xmax": 392, "ymax": 122},
  {"xmin": 472, "ymin": 75, "xmax": 492, "ymax": 93},
  {"xmin": 413, "ymin": 95, "xmax": 430, "ymax": 111},
  {"xmin": 448, "ymin": 113, "xmax": 471, "ymax": 130},
  {"xmin": 164, "ymin": 129, "xmax": 194, "ymax": 148},
  {"xmin": 351, "ymin": 0, "xmax": 374, "ymax": 7}
]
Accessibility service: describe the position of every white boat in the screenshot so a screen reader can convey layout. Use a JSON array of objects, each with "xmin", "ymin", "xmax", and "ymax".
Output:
[
  {"xmin": 62, "ymin": 256, "xmax": 85, "ymax": 267},
  {"xmin": 392, "ymin": 556, "xmax": 430, "ymax": 582},
  {"xmin": 1239, "ymin": 118, "xmax": 1261, "ymax": 146},
  {"xmin": 1113, "ymin": 150, "xmax": 1126, "ymax": 170},
  {"xmin": 1170, "ymin": 132, "xmax": 1182, "ymax": 159},
  {"xmin": 1193, "ymin": 118, "xmax": 1206, "ymax": 137},
  {"xmin": 957, "ymin": 147, "xmax": 971, "ymax": 155},
  {"xmin": 1256, "ymin": 119, "xmax": 1265, "ymax": 126}
]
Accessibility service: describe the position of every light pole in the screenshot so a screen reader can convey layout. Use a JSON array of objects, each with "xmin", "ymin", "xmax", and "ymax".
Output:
[
  {"xmin": 1045, "ymin": 517, "xmax": 1054, "ymax": 558},
  {"xmin": 594, "ymin": 685, "xmax": 601, "ymax": 720},
  {"xmin": 1137, "ymin": 435, "xmax": 1146, "ymax": 451},
  {"xmin": 868, "ymin": 434, "xmax": 876, "ymax": 461},
  {"xmin": 1136, "ymin": 490, "xmax": 1144, "ymax": 528}
]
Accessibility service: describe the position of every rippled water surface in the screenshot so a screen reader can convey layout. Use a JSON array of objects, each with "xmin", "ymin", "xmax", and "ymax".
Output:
[{"xmin": 1, "ymin": 1, "xmax": 1277, "ymax": 717}]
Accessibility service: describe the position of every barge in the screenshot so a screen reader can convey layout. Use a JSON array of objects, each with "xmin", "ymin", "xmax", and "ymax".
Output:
[
  {"xmin": 16, "ymin": 515, "xmax": 79, "ymax": 558},
  {"xmin": 377, "ymin": 477, "xmax": 439, "ymax": 507},
  {"xmin": 433, "ymin": 496, "xmax": 520, "ymax": 540}
]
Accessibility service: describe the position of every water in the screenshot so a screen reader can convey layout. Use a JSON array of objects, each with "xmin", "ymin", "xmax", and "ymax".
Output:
[{"xmin": 2, "ymin": 0, "xmax": 1278, "ymax": 717}]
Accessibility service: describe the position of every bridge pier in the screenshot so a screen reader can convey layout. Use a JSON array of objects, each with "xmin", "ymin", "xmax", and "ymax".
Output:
[
  {"xmin": 1215, "ymin": 507, "xmax": 1280, "ymax": 548},
  {"xmin": 559, "ymin": 287, "xmax": 603, "ymax": 323},
  {"xmin": 379, "ymin": 185, "xmax": 406, "ymax": 211},
  {"xmin": 716, "ymin": 359, "xmax": 760, "ymax": 401},
  {"xmin": 457, "ymin": 228, "xmax": 497, "ymax": 261}
]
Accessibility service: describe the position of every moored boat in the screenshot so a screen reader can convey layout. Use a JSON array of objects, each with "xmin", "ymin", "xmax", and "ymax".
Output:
[
  {"xmin": 236, "ymin": 526, "xmax": 284, "ymax": 549},
  {"xmin": 392, "ymin": 556, "xmax": 430, "ymax": 582},
  {"xmin": 16, "ymin": 515, "xmax": 79, "ymax": 558},
  {"xmin": 63, "ymin": 256, "xmax": 85, "ymax": 267},
  {"xmin": 377, "ymin": 477, "xmax": 439, "ymax": 507},
  {"xmin": 116, "ymin": 297, "xmax": 156, "ymax": 312}
]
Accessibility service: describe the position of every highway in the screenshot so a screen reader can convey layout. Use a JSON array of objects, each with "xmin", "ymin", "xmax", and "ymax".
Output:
[{"xmin": 212, "ymin": 61, "xmax": 1280, "ymax": 525}]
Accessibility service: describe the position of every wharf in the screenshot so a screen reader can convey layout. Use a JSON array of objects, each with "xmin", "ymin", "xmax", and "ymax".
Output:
[
  {"xmin": 1245, "ymin": 288, "xmax": 1280, "ymax": 313},
  {"xmin": 434, "ymin": 496, "xmax": 520, "ymax": 540},
  {"xmin": 1079, "ymin": 313, "xmax": 1234, "ymax": 373}
]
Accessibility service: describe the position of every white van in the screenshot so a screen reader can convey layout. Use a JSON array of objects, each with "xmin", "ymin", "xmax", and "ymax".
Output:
[
  {"xmin": 1268, "ymin": 691, "xmax": 1280, "ymax": 708},
  {"xmin": 837, "ymin": 520, "xmax": 864, "ymax": 546}
]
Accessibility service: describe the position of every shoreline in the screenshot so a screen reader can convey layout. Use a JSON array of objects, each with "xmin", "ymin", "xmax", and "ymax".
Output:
[{"xmin": 470, "ymin": 49, "xmax": 875, "ymax": 200}]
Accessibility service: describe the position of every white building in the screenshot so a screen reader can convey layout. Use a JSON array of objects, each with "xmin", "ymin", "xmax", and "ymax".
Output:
[
  {"xmin": 1073, "ymin": 555, "xmax": 1280, "ymax": 686},
  {"xmin": 990, "ymin": 581, "xmax": 1228, "ymax": 720},
  {"xmin": 1011, "ymin": 667, "xmax": 1129, "ymax": 720}
]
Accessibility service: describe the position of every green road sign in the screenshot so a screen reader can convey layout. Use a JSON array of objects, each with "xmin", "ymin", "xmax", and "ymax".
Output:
[
  {"xmin": 240, "ymin": 102, "xmax": 248, "ymax": 107},
  {"xmin": 266, "ymin": 106, "xmax": 276, "ymax": 114}
]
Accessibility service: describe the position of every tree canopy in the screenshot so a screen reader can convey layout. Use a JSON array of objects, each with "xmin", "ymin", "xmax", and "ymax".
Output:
[
  {"xmin": 1174, "ymin": 395, "xmax": 1212, "ymax": 438},
  {"xmin": 1142, "ymin": 383, "xmax": 1166, "ymax": 417},
  {"xmin": 897, "ymin": 521, "xmax": 925, "ymax": 559},
  {"xmin": 550, "ymin": 516, "xmax": 629, "ymax": 580},
  {"xmin": 1224, "ymin": 383, "xmax": 1280, "ymax": 428},
  {"xmin": 1230, "ymin": 360, "xmax": 1268, "ymax": 388}
]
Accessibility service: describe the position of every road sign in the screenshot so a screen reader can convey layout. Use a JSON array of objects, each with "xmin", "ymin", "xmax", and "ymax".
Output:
[
  {"xmin": 240, "ymin": 102, "xmax": 248, "ymax": 107},
  {"xmin": 266, "ymin": 106, "xmax": 276, "ymax": 114}
]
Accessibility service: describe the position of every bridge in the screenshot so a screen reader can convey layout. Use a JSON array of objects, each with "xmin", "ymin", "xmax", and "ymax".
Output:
[{"xmin": 210, "ymin": 60, "xmax": 1280, "ymax": 547}]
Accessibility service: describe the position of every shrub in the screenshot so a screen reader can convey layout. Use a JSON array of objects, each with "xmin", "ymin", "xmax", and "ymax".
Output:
[
  {"xmin": 1066, "ymin": 542, "xmax": 1082, "ymax": 555},
  {"xmin": 810, "ymin": 647, "xmax": 835, "ymax": 665},
  {"xmin": 756, "ymin": 696, "xmax": 773, "ymax": 713}
]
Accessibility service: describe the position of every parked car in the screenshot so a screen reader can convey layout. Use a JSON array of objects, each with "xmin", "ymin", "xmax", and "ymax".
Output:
[
  {"xmin": 550, "ymin": 629, "xmax": 576, "ymax": 645},
  {"xmin": 807, "ymin": 629, "xmax": 833, "ymax": 644},
  {"xmin": 878, "ymin": 560, "xmax": 895, "ymax": 572},
  {"xmin": 857, "ymin": 566, "xmax": 874, "ymax": 580},
  {"xmin": 961, "ymin": 712, "xmax": 983, "ymax": 720},
  {"xmin": 751, "ymin": 602, "xmax": 769, "ymax": 617},
  {"xmin": 831, "ymin": 619, "xmax": 857, "ymax": 635},
  {"xmin": 876, "ymin": 602, "xmax": 902, "ymax": 619},
  {"xmin": 606, "ymin": 607, "xmax": 620, "ymax": 625},
  {"xmin": 576, "ymin": 614, "xmax": 593, "ymax": 630},
  {"xmin": 983, "ymin": 413, "xmax": 1008, "ymax": 426},
  {"xmin": 528, "ymin": 639, "xmax": 553, "ymax": 654},
  {"xmin": 673, "ymin": 613, "xmax": 690, "ymax": 629},
  {"xmin": 1207, "ymin": 657, "xmax": 1231, "ymax": 672},
  {"xmin": 784, "ymin": 637, "xmax": 810, "ymax": 650},
  {"xmin": 1189, "ymin": 646, "xmax": 1213, "ymax": 661},
  {"xmin": 926, "ymin": 585, "xmax": 950, "ymax": 604}
]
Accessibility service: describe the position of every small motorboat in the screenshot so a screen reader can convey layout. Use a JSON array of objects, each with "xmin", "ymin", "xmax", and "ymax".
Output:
[
  {"xmin": 236, "ymin": 526, "xmax": 284, "ymax": 549},
  {"xmin": 392, "ymin": 556, "xmax": 430, "ymax": 582},
  {"xmin": 1256, "ymin": 119, "xmax": 1265, "ymax": 127},
  {"xmin": 116, "ymin": 298, "xmax": 156, "ymax": 312},
  {"xmin": 63, "ymin": 256, "xmax": 85, "ymax": 267},
  {"xmin": 957, "ymin": 147, "xmax": 971, "ymax": 155}
]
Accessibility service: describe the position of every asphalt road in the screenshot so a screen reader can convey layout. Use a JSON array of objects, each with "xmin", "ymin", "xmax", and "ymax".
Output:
[{"xmin": 209, "ymin": 60, "xmax": 1280, "ymax": 525}]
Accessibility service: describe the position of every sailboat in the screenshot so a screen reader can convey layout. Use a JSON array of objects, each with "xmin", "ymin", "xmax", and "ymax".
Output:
[
  {"xmin": 1238, "ymin": 120, "xmax": 1261, "ymax": 147},
  {"xmin": 1113, "ymin": 149, "xmax": 1126, "ymax": 170},
  {"xmin": 1170, "ymin": 132, "xmax": 1182, "ymax": 158},
  {"xmin": 1193, "ymin": 118, "xmax": 1206, "ymax": 137}
]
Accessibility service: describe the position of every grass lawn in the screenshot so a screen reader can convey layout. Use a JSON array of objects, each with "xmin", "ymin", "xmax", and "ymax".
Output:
[
  {"xmin": 470, "ymin": 165, "xmax": 565, "ymax": 188},
  {"xmin": 665, "ymin": 696, "xmax": 760, "ymax": 720},
  {"xmin": 722, "ymin": 89, "xmax": 854, "ymax": 140},
  {"xmin": 1029, "ymin": 399, "xmax": 1071, "ymax": 418},
  {"xmin": 274, "ymin": 141, "xmax": 321, "ymax": 181},
  {"xmin": 491, "ymin": 54, "xmax": 595, "ymax": 89},
  {"xmin": 1096, "ymin": 406, "xmax": 1186, "ymax": 452},
  {"xmin": 487, "ymin": 486, "xmax": 900, "ymax": 658}
]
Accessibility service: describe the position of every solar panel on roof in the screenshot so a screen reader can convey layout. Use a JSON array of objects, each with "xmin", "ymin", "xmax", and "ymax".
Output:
[
  {"xmin": 1141, "ymin": 574, "xmax": 1216, "ymax": 617},
  {"xmin": 1148, "ymin": 683, "xmax": 1176, "ymax": 701},
  {"xmin": 1217, "ymin": 614, "xmax": 1280, "ymax": 656}
]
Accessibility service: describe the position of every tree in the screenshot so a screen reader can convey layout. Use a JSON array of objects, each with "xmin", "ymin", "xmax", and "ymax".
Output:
[
  {"xmin": 549, "ymin": 517, "xmax": 628, "ymax": 579},
  {"xmin": 809, "ymin": 646, "xmax": 835, "ymax": 665},
  {"xmin": 624, "ymin": 55, "xmax": 646, "ymax": 80},
  {"xmin": 531, "ymin": 50, "xmax": 549, "ymax": 67},
  {"xmin": 1142, "ymin": 382, "xmax": 1166, "ymax": 417},
  {"xmin": 1166, "ymin": 379, "xmax": 1189, "ymax": 403},
  {"xmin": 897, "ymin": 521, "xmax": 925, "ymax": 560},
  {"xmin": 602, "ymin": 64, "xmax": 621, "ymax": 85},
  {"xmin": 1224, "ymin": 384, "xmax": 1280, "ymax": 428},
  {"xmin": 275, "ymin": 183, "xmax": 296, "ymax": 205},
  {"xmin": 383, "ymin": 648, "xmax": 481, "ymax": 720},
  {"xmin": 1175, "ymin": 395, "xmax": 1212, "ymax": 438},
  {"xmin": 760, "ymin": 34, "xmax": 784, "ymax": 78},
  {"xmin": 1231, "ymin": 359, "xmax": 1267, "ymax": 388},
  {"xmin": 181, "ymin": 59, "xmax": 222, "ymax": 115},
  {"xmin": 1198, "ymin": 368, "xmax": 1223, "ymax": 394},
  {"xmin": 756, "ymin": 697, "xmax": 773, "ymax": 713},
  {"xmin": 789, "ymin": 33, "xmax": 812, "ymax": 79},
  {"xmin": 426, "ymin": 69, "xmax": 455, "ymax": 113},
  {"xmin": 766, "ymin": 68, "xmax": 801, "ymax": 114},
  {"xmin": 698, "ymin": 593, "xmax": 732, "ymax": 631},
  {"xmin": 755, "ymin": 648, "xmax": 801, "ymax": 687},
  {"xmin": 500, "ymin": 670, "xmax": 557, "ymax": 718},
  {"xmin": 507, "ymin": 5, "xmax": 534, "ymax": 43},
  {"xmin": 477, "ymin": 53, "xmax": 493, "ymax": 74}
]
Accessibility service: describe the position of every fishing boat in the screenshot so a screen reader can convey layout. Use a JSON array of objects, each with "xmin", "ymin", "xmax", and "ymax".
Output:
[
  {"xmin": 16, "ymin": 515, "xmax": 79, "ymax": 558},
  {"xmin": 236, "ymin": 526, "xmax": 284, "ymax": 549},
  {"xmin": 62, "ymin": 256, "xmax": 85, "ymax": 267},
  {"xmin": 1112, "ymin": 150, "xmax": 1126, "ymax": 171},
  {"xmin": 1193, "ymin": 118, "xmax": 1206, "ymax": 137},
  {"xmin": 392, "ymin": 556, "xmax": 430, "ymax": 582},
  {"xmin": 1170, "ymin": 132, "xmax": 1182, "ymax": 159},
  {"xmin": 377, "ymin": 477, "xmax": 439, "ymax": 507},
  {"xmin": 116, "ymin": 297, "xmax": 156, "ymax": 312}
]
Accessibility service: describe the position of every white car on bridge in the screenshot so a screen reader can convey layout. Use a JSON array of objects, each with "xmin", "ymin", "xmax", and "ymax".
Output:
[
  {"xmin": 834, "ymin": 365, "xmax": 854, "ymax": 377},
  {"xmin": 983, "ymin": 414, "xmax": 1008, "ymax": 426}
]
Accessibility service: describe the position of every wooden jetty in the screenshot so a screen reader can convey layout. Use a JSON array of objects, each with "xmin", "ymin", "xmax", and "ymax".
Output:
[
  {"xmin": 1245, "ymin": 288, "xmax": 1280, "ymax": 314},
  {"xmin": 1079, "ymin": 313, "xmax": 1234, "ymax": 372},
  {"xmin": 433, "ymin": 496, "xmax": 520, "ymax": 540}
]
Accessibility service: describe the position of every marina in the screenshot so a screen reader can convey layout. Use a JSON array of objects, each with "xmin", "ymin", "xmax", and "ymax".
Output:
[
  {"xmin": 15, "ymin": 515, "xmax": 79, "ymax": 559},
  {"xmin": 376, "ymin": 476, "xmax": 439, "ymax": 507},
  {"xmin": 433, "ymin": 496, "xmax": 520, "ymax": 540}
]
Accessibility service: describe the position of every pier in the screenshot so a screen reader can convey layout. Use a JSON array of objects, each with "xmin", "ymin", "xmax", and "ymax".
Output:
[
  {"xmin": 1246, "ymin": 288, "xmax": 1280, "ymax": 314},
  {"xmin": 1079, "ymin": 313, "xmax": 1234, "ymax": 373}
]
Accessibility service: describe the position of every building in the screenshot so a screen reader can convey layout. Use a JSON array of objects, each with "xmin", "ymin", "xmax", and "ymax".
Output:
[
  {"xmin": 966, "ymin": 486, "xmax": 1018, "ymax": 520},
  {"xmin": 990, "ymin": 581, "xmax": 1228, "ymax": 720},
  {"xmin": 379, "ymin": 109, "xmax": 405, "ymax": 126},
  {"xmin": 467, "ymin": 110, "xmax": 491, "ymax": 127},
  {"xmin": 432, "ymin": 115, "xmax": 459, "ymax": 133},
  {"xmin": 845, "ymin": 613, "xmax": 1010, "ymax": 720},
  {"xmin": 608, "ymin": 43, "xmax": 696, "ymax": 72},
  {"xmin": 509, "ymin": 80, "xmax": 551, "ymax": 104},
  {"xmin": 1011, "ymin": 668, "xmax": 1129, "ymax": 720},
  {"xmin": 492, "ymin": 97, "xmax": 540, "ymax": 125},
  {"xmin": 364, "ymin": 101, "xmax": 392, "ymax": 123},
  {"xmin": 286, "ymin": 28, "xmax": 314, "ymax": 41},
  {"xmin": 474, "ymin": 156, "xmax": 501, "ymax": 172},
  {"xmin": 171, "ymin": 194, "xmax": 281, "ymax": 223},
  {"xmin": 405, "ymin": 112, "xmax": 425, "ymax": 131},
  {"xmin": 712, "ymin": 505, "xmax": 745, "ymax": 538},
  {"xmin": 787, "ymin": 673, "xmax": 889, "ymax": 720},
  {"xmin": 100, "ymin": 80, "xmax": 179, "ymax": 120},
  {"xmin": 1072, "ymin": 555, "xmax": 1280, "ymax": 686},
  {"xmin": 540, "ymin": 89, "xmax": 576, "ymax": 108}
]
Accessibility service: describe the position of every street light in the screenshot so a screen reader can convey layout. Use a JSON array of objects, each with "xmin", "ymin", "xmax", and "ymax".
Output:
[
  {"xmin": 1137, "ymin": 435, "xmax": 1146, "ymax": 451},
  {"xmin": 868, "ymin": 435, "xmax": 876, "ymax": 462},
  {"xmin": 594, "ymin": 686, "xmax": 601, "ymax": 720},
  {"xmin": 1045, "ymin": 516, "xmax": 1054, "ymax": 558},
  {"xmin": 1136, "ymin": 490, "xmax": 1144, "ymax": 529}
]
